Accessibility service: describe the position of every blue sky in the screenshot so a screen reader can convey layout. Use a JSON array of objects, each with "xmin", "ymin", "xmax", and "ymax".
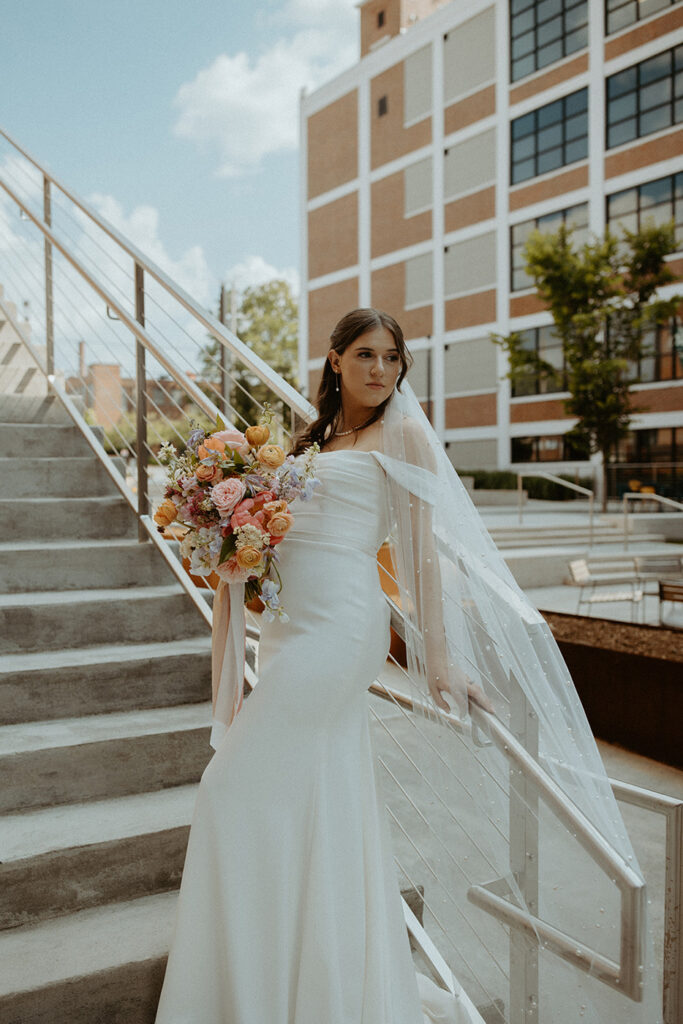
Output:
[{"xmin": 2, "ymin": 0, "xmax": 359, "ymax": 307}]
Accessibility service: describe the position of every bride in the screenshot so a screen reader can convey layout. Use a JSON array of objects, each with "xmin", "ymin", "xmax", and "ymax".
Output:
[{"xmin": 153, "ymin": 308, "xmax": 660, "ymax": 1023}]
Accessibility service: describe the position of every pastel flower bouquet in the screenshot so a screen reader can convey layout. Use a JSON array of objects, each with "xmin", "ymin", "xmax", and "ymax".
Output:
[{"xmin": 153, "ymin": 407, "xmax": 320, "ymax": 621}]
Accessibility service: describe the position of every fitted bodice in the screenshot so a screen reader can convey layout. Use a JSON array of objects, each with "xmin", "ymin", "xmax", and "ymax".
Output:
[{"xmin": 289, "ymin": 450, "xmax": 391, "ymax": 556}]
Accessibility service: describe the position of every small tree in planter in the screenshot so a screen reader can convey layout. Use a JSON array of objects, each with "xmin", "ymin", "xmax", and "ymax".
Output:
[{"xmin": 494, "ymin": 221, "xmax": 681, "ymax": 510}]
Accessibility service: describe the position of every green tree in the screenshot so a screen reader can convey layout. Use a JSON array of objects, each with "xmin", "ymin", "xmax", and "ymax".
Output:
[
  {"xmin": 493, "ymin": 221, "xmax": 681, "ymax": 510},
  {"xmin": 200, "ymin": 278, "xmax": 299, "ymax": 436}
]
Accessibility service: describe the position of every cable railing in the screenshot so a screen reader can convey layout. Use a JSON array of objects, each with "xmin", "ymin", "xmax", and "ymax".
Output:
[
  {"xmin": 1, "ymin": 126, "xmax": 680, "ymax": 1023},
  {"xmin": 517, "ymin": 471, "xmax": 595, "ymax": 546}
]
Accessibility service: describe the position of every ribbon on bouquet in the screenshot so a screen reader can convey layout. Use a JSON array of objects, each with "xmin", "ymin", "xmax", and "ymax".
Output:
[{"xmin": 210, "ymin": 579, "xmax": 247, "ymax": 751}]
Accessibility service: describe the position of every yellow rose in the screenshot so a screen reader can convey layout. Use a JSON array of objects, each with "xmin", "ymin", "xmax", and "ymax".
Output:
[
  {"xmin": 267, "ymin": 512, "xmax": 293, "ymax": 536},
  {"xmin": 153, "ymin": 498, "xmax": 178, "ymax": 527},
  {"xmin": 235, "ymin": 545, "xmax": 264, "ymax": 570},
  {"xmin": 257, "ymin": 444, "xmax": 285, "ymax": 469},
  {"xmin": 245, "ymin": 424, "xmax": 270, "ymax": 447}
]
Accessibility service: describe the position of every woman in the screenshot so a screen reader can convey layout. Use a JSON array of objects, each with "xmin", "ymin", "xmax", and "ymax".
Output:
[{"xmin": 154, "ymin": 309, "xmax": 660, "ymax": 1023}]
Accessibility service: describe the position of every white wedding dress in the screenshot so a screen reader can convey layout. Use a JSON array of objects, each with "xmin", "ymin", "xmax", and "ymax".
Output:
[{"xmin": 154, "ymin": 450, "xmax": 484, "ymax": 1024}]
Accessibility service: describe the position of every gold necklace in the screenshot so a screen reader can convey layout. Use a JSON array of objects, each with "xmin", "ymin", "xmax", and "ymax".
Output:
[{"xmin": 334, "ymin": 415, "xmax": 374, "ymax": 436}]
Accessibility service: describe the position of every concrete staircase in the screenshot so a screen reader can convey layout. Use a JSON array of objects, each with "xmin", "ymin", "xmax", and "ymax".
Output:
[
  {"xmin": 489, "ymin": 521, "xmax": 666, "ymax": 549},
  {"xmin": 0, "ymin": 394, "xmax": 213, "ymax": 1023}
]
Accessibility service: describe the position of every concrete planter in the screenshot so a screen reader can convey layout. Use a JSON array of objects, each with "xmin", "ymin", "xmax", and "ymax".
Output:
[{"xmin": 542, "ymin": 610, "xmax": 683, "ymax": 768}]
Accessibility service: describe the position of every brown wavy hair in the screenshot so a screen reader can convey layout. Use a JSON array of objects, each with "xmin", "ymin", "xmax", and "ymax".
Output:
[{"xmin": 288, "ymin": 308, "xmax": 413, "ymax": 456}]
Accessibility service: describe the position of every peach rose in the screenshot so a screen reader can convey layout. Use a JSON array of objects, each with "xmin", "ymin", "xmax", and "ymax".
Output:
[
  {"xmin": 245, "ymin": 424, "xmax": 270, "ymax": 447},
  {"xmin": 197, "ymin": 437, "xmax": 226, "ymax": 460},
  {"xmin": 235, "ymin": 545, "xmax": 264, "ymax": 570},
  {"xmin": 214, "ymin": 555, "xmax": 252, "ymax": 583},
  {"xmin": 266, "ymin": 512, "xmax": 293, "ymax": 536},
  {"xmin": 257, "ymin": 444, "xmax": 285, "ymax": 469},
  {"xmin": 153, "ymin": 498, "xmax": 178, "ymax": 527},
  {"xmin": 211, "ymin": 477, "xmax": 246, "ymax": 517},
  {"xmin": 263, "ymin": 499, "xmax": 288, "ymax": 516},
  {"xmin": 195, "ymin": 463, "xmax": 223, "ymax": 484},
  {"xmin": 211, "ymin": 428, "xmax": 250, "ymax": 456}
]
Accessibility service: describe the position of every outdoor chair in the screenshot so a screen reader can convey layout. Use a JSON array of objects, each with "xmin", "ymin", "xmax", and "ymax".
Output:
[
  {"xmin": 567, "ymin": 558, "xmax": 644, "ymax": 622},
  {"xmin": 658, "ymin": 580, "xmax": 683, "ymax": 629}
]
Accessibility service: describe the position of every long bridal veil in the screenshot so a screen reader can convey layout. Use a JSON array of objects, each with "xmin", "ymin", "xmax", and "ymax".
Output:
[{"xmin": 370, "ymin": 378, "xmax": 660, "ymax": 1022}]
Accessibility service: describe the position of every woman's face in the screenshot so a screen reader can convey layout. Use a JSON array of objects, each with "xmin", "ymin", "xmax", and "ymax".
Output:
[{"xmin": 328, "ymin": 326, "xmax": 401, "ymax": 408}]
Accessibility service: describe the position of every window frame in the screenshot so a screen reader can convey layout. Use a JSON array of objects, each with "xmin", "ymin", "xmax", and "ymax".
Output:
[
  {"xmin": 605, "ymin": 0, "xmax": 676, "ymax": 37},
  {"xmin": 510, "ymin": 0, "xmax": 589, "ymax": 83},
  {"xmin": 605, "ymin": 44, "xmax": 683, "ymax": 149},
  {"xmin": 510, "ymin": 87, "xmax": 588, "ymax": 184}
]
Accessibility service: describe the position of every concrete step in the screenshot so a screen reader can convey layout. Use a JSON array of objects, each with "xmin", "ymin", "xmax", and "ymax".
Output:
[
  {"xmin": 493, "ymin": 531, "xmax": 666, "ymax": 549},
  {"xmin": 0, "ymin": 394, "xmax": 72, "ymax": 425},
  {"xmin": 1, "ymin": 455, "xmax": 126, "ymax": 498},
  {"xmin": 0, "ymin": 420, "xmax": 105, "ymax": 456},
  {"xmin": 0, "ymin": 637, "xmax": 212, "ymax": 724},
  {"xmin": 0, "ymin": 785, "xmax": 197, "ymax": 929},
  {"xmin": 0, "ymin": 890, "xmax": 175, "ymax": 1024},
  {"xmin": 0, "ymin": 538, "xmax": 179, "ymax": 593},
  {"xmin": 0, "ymin": 585, "xmax": 207, "ymax": 655},
  {"xmin": 0, "ymin": 702, "xmax": 213, "ymax": 812},
  {"xmin": 1, "ymin": 495, "xmax": 138, "ymax": 541}
]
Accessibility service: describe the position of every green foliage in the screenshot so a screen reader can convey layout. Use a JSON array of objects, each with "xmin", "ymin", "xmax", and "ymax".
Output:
[
  {"xmin": 455, "ymin": 468, "xmax": 594, "ymax": 500},
  {"xmin": 200, "ymin": 278, "xmax": 299, "ymax": 434},
  {"xmin": 96, "ymin": 408, "xmax": 214, "ymax": 460},
  {"xmin": 493, "ymin": 220, "xmax": 682, "ymax": 493}
]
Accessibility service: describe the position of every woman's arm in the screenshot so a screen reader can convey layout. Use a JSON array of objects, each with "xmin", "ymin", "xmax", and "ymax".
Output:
[{"xmin": 401, "ymin": 419, "xmax": 494, "ymax": 716}]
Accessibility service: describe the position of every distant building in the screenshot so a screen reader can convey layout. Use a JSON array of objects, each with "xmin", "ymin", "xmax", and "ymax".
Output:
[{"xmin": 300, "ymin": 0, "xmax": 683, "ymax": 497}]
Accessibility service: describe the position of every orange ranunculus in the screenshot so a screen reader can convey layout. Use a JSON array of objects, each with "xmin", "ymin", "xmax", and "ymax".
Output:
[
  {"xmin": 235, "ymin": 545, "xmax": 264, "ymax": 570},
  {"xmin": 197, "ymin": 437, "xmax": 226, "ymax": 460},
  {"xmin": 245, "ymin": 424, "xmax": 270, "ymax": 447},
  {"xmin": 257, "ymin": 444, "xmax": 285, "ymax": 469},
  {"xmin": 267, "ymin": 512, "xmax": 293, "ymax": 536},
  {"xmin": 153, "ymin": 498, "xmax": 178, "ymax": 527}
]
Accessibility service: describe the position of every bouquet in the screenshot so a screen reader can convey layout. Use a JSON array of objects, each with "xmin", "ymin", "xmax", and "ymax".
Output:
[{"xmin": 153, "ymin": 406, "xmax": 320, "ymax": 621}]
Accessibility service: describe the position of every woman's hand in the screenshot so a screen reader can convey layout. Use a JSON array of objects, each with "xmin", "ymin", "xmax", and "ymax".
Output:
[{"xmin": 428, "ymin": 670, "xmax": 494, "ymax": 715}]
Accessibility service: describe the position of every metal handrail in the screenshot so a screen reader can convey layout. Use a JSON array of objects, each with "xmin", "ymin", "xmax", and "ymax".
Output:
[
  {"xmin": 622, "ymin": 491, "xmax": 683, "ymax": 550},
  {"xmin": 0, "ymin": 125, "xmax": 313, "ymax": 423},
  {"xmin": 517, "ymin": 470, "xmax": 595, "ymax": 546}
]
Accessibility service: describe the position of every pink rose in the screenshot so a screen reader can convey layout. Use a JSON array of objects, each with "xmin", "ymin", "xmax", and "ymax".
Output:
[
  {"xmin": 211, "ymin": 428, "xmax": 250, "ymax": 456},
  {"xmin": 211, "ymin": 477, "xmax": 246, "ymax": 517},
  {"xmin": 214, "ymin": 554, "xmax": 252, "ymax": 583}
]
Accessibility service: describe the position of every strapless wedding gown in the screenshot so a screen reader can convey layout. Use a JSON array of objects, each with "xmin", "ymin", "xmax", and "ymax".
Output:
[{"xmin": 154, "ymin": 450, "xmax": 483, "ymax": 1024}]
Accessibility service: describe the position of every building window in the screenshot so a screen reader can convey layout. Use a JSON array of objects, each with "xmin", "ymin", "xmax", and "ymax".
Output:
[
  {"xmin": 606, "ymin": 0, "xmax": 676, "ymax": 37},
  {"xmin": 511, "ymin": 433, "xmax": 590, "ymax": 461},
  {"xmin": 511, "ymin": 202, "xmax": 588, "ymax": 290},
  {"xmin": 607, "ymin": 172, "xmax": 683, "ymax": 250},
  {"xmin": 377, "ymin": 9, "xmax": 385, "ymax": 27},
  {"xmin": 378, "ymin": 95, "xmax": 388, "ymax": 117},
  {"xmin": 511, "ymin": 87, "xmax": 588, "ymax": 184},
  {"xmin": 625, "ymin": 322, "xmax": 683, "ymax": 383},
  {"xmin": 510, "ymin": 0, "xmax": 589, "ymax": 83},
  {"xmin": 606, "ymin": 44, "xmax": 683, "ymax": 149},
  {"xmin": 510, "ymin": 325, "xmax": 567, "ymax": 396}
]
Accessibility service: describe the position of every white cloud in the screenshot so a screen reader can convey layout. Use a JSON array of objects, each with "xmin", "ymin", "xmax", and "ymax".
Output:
[
  {"xmin": 172, "ymin": 0, "xmax": 358, "ymax": 178},
  {"xmin": 223, "ymin": 254, "xmax": 299, "ymax": 297},
  {"xmin": 87, "ymin": 192, "xmax": 214, "ymax": 307}
]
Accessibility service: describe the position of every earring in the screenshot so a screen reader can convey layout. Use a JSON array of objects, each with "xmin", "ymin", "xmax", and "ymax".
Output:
[{"xmin": 335, "ymin": 372, "xmax": 340, "ymax": 393}]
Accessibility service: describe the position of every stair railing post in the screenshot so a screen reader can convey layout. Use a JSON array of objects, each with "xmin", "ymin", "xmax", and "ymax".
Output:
[
  {"xmin": 134, "ymin": 262, "xmax": 148, "ymax": 543},
  {"xmin": 43, "ymin": 175, "xmax": 54, "ymax": 379}
]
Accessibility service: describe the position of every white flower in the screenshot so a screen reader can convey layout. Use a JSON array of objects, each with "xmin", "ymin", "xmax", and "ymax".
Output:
[{"xmin": 234, "ymin": 523, "xmax": 269, "ymax": 550}]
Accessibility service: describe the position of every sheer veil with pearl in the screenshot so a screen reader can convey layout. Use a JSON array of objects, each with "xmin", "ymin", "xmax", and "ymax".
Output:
[{"xmin": 371, "ymin": 376, "xmax": 660, "ymax": 1023}]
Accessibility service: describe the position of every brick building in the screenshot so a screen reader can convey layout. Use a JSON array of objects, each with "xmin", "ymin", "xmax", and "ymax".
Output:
[{"xmin": 300, "ymin": 0, "xmax": 683, "ymax": 497}]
